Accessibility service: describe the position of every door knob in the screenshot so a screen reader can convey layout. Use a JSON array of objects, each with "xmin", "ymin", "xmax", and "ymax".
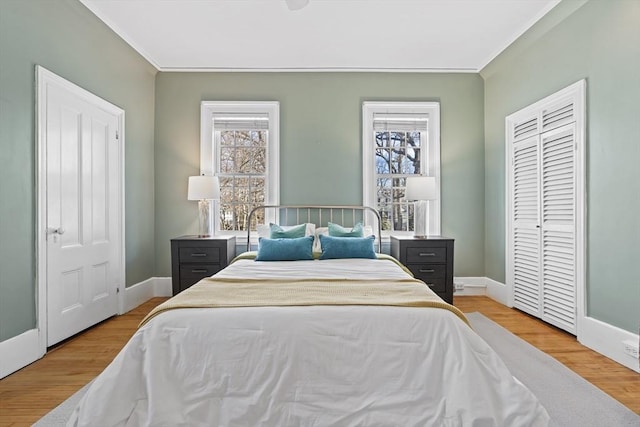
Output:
[{"xmin": 47, "ymin": 227, "xmax": 65, "ymax": 235}]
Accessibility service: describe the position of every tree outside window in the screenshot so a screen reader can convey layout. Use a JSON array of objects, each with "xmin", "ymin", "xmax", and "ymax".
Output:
[{"xmin": 375, "ymin": 131, "xmax": 423, "ymax": 231}]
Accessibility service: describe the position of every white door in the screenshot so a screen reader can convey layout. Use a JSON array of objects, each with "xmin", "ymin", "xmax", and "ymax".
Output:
[
  {"xmin": 39, "ymin": 67, "xmax": 123, "ymax": 346},
  {"xmin": 540, "ymin": 123, "xmax": 577, "ymax": 333},
  {"xmin": 506, "ymin": 80, "xmax": 585, "ymax": 336},
  {"xmin": 511, "ymin": 133, "xmax": 541, "ymax": 316}
]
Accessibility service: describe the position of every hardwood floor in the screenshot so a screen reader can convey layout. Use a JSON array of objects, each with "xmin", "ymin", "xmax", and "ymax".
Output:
[
  {"xmin": 455, "ymin": 296, "xmax": 639, "ymax": 415},
  {"xmin": 0, "ymin": 296, "xmax": 638, "ymax": 425},
  {"xmin": 0, "ymin": 298, "xmax": 168, "ymax": 426}
]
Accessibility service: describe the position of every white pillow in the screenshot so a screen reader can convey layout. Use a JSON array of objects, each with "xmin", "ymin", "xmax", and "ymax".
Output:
[{"xmin": 313, "ymin": 227, "xmax": 329, "ymax": 253}]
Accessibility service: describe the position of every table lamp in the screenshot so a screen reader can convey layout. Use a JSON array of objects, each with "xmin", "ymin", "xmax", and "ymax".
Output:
[
  {"xmin": 405, "ymin": 176, "xmax": 436, "ymax": 238},
  {"xmin": 188, "ymin": 175, "xmax": 220, "ymax": 237}
]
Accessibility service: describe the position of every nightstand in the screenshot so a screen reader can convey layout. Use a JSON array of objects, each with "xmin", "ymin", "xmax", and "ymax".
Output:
[
  {"xmin": 170, "ymin": 235, "xmax": 236, "ymax": 295},
  {"xmin": 390, "ymin": 236, "xmax": 454, "ymax": 304}
]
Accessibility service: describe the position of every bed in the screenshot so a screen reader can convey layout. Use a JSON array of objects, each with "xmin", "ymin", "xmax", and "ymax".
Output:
[{"xmin": 68, "ymin": 206, "xmax": 550, "ymax": 426}]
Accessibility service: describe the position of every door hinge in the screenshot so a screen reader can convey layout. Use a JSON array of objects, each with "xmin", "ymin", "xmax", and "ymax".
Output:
[
  {"xmin": 115, "ymin": 130, "xmax": 119, "ymax": 140},
  {"xmin": 116, "ymin": 287, "xmax": 120, "ymax": 294}
]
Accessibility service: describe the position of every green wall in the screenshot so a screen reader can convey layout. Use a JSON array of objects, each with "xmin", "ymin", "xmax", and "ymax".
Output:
[
  {"xmin": 154, "ymin": 72, "xmax": 485, "ymax": 277},
  {"xmin": 481, "ymin": 0, "xmax": 640, "ymax": 333},
  {"xmin": 0, "ymin": 0, "xmax": 156, "ymax": 341}
]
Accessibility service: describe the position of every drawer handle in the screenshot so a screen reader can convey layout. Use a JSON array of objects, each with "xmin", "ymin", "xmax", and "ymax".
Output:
[
  {"xmin": 191, "ymin": 269, "xmax": 209, "ymax": 273},
  {"xmin": 419, "ymin": 269, "xmax": 435, "ymax": 273},
  {"xmin": 426, "ymin": 283, "xmax": 435, "ymax": 288},
  {"xmin": 419, "ymin": 252, "xmax": 436, "ymax": 257},
  {"xmin": 190, "ymin": 253, "xmax": 208, "ymax": 257}
]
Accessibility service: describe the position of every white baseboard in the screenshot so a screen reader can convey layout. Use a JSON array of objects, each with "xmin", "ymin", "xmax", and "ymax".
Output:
[
  {"xmin": 453, "ymin": 277, "xmax": 487, "ymax": 296},
  {"xmin": 485, "ymin": 277, "xmax": 509, "ymax": 306},
  {"xmin": 579, "ymin": 316, "xmax": 640, "ymax": 373},
  {"xmin": 452, "ymin": 277, "xmax": 508, "ymax": 304},
  {"xmin": 124, "ymin": 277, "xmax": 172, "ymax": 313},
  {"xmin": 0, "ymin": 276, "xmax": 172, "ymax": 379},
  {"xmin": 0, "ymin": 328, "xmax": 43, "ymax": 379}
]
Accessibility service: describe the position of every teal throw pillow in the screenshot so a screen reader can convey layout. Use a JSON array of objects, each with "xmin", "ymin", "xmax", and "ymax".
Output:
[
  {"xmin": 328, "ymin": 222, "xmax": 364, "ymax": 238},
  {"xmin": 319, "ymin": 234, "xmax": 376, "ymax": 259},
  {"xmin": 256, "ymin": 235, "xmax": 314, "ymax": 261},
  {"xmin": 270, "ymin": 223, "xmax": 307, "ymax": 239}
]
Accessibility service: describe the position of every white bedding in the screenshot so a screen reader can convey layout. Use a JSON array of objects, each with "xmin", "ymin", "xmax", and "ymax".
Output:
[{"xmin": 69, "ymin": 257, "xmax": 549, "ymax": 426}]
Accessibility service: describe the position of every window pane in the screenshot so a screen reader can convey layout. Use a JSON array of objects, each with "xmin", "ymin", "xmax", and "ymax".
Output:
[
  {"xmin": 399, "ymin": 152, "xmax": 417, "ymax": 174},
  {"xmin": 391, "ymin": 203, "xmax": 409, "ymax": 231},
  {"xmin": 389, "ymin": 132, "xmax": 405, "ymax": 148},
  {"xmin": 233, "ymin": 177, "xmax": 249, "ymax": 203},
  {"xmin": 377, "ymin": 182, "xmax": 392, "ymax": 206},
  {"xmin": 393, "ymin": 187, "xmax": 405, "ymax": 203},
  {"xmin": 408, "ymin": 132, "xmax": 421, "ymax": 146},
  {"xmin": 220, "ymin": 204, "xmax": 234, "ymax": 231},
  {"xmin": 244, "ymin": 206, "xmax": 264, "ymax": 231},
  {"xmin": 379, "ymin": 205, "xmax": 392, "ymax": 231},
  {"xmin": 235, "ymin": 148, "xmax": 253, "ymax": 173},
  {"xmin": 252, "ymin": 178, "xmax": 265, "ymax": 203},
  {"xmin": 216, "ymin": 140, "xmax": 267, "ymax": 231},
  {"xmin": 220, "ymin": 131, "xmax": 233, "ymax": 147},
  {"xmin": 391, "ymin": 150, "xmax": 404, "ymax": 174},
  {"xmin": 252, "ymin": 147, "xmax": 266, "ymax": 173},
  {"xmin": 219, "ymin": 177, "xmax": 234, "ymax": 207},
  {"xmin": 234, "ymin": 131, "xmax": 252, "ymax": 146},
  {"xmin": 407, "ymin": 148, "xmax": 420, "ymax": 174},
  {"xmin": 392, "ymin": 177, "xmax": 406, "ymax": 189},
  {"xmin": 220, "ymin": 147, "xmax": 235, "ymax": 174},
  {"xmin": 233, "ymin": 204, "xmax": 250, "ymax": 231},
  {"xmin": 251, "ymin": 130, "xmax": 267, "ymax": 147},
  {"xmin": 375, "ymin": 148, "xmax": 390, "ymax": 174},
  {"xmin": 374, "ymin": 131, "xmax": 425, "ymax": 231},
  {"xmin": 375, "ymin": 131, "xmax": 389, "ymax": 148}
]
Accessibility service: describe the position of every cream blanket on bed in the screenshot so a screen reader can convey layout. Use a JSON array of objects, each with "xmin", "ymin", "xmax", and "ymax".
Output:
[{"xmin": 140, "ymin": 277, "xmax": 469, "ymax": 328}]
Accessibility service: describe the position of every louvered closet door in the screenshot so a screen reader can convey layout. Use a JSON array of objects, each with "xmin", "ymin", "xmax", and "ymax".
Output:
[
  {"xmin": 511, "ymin": 134, "xmax": 541, "ymax": 316},
  {"xmin": 507, "ymin": 80, "xmax": 584, "ymax": 336},
  {"xmin": 540, "ymin": 123, "xmax": 576, "ymax": 333}
]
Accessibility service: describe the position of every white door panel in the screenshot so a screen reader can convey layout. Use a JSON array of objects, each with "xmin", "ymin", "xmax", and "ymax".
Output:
[{"xmin": 44, "ymin": 77, "xmax": 121, "ymax": 346}]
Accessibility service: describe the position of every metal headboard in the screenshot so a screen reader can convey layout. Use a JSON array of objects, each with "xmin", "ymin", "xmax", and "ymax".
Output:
[{"xmin": 246, "ymin": 205, "xmax": 383, "ymax": 253}]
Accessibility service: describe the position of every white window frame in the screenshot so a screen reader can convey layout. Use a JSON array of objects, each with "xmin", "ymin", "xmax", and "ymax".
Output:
[
  {"xmin": 200, "ymin": 101, "xmax": 280, "ymax": 240},
  {"xmin": 362, "ymin": 102, "xmax": 441, "ymax": 238}
]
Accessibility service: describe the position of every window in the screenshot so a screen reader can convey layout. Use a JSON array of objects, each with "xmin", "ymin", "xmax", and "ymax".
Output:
[
  {"xmin": 201, "ymin": 101, "xmax": 279, "ymax": 235},
  {"xmin": 362, "ymin": 102, "xmax": 441, "ymax": 235}
]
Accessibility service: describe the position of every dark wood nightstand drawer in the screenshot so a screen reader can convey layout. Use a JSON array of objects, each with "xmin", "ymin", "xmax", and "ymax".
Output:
[
  {"xmin": 406, "ymin": 263, "xmax": 446, "ymax": 280},
  {"xmin": 180, "ymin": 264, "xmax": 222, "ymax": 279},
  {"xmin": 405, "ymin": 246, "xmax": 447, "ymax": 263},
  {"xmin": 179, "ymin": 246, "xmax": 221, "ymax": 263}
]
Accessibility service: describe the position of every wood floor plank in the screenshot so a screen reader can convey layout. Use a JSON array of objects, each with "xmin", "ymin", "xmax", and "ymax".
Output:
[{"xmin": 0, "ymin": 296, "xmax": 638, "ymax": 426}]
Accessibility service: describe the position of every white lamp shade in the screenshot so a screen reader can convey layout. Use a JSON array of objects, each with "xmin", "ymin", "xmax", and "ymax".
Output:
[
  {"xmin": 405, "ymin": 176, "xmax": 436, "ymax": 201},
  {"xmin": 188, "ymin": 175, "xmax": 220, "ymax": 200}
]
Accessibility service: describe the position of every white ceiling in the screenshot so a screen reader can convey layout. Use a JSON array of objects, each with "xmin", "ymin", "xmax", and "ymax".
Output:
[{"xmin": 80, "ymin": 0, "xmax": 560, "ymax": 72}]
